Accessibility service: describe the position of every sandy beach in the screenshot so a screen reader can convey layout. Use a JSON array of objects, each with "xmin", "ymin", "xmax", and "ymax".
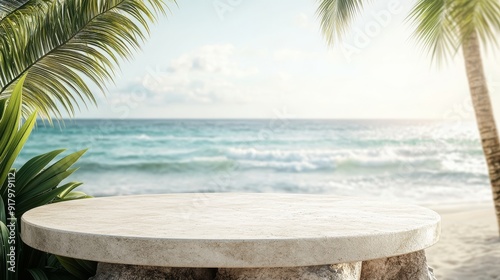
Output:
[{"xmin": 426, "ymin": 202, "xmax": 500, "ymax": 280}]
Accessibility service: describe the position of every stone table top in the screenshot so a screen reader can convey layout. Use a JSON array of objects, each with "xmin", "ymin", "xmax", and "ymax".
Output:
[{"xmin": 21, "ymin": 193, "xmax": 440, "ymax": 268}]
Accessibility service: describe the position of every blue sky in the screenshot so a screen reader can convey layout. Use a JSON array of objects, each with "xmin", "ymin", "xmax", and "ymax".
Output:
[{"xmin": 77, "ymin": 0, "xmax": 500, "ymax": 120}]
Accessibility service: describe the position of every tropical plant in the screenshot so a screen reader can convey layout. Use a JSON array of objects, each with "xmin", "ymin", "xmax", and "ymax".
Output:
[
  {"xmin": 1, "ymin": 76, "xmax": 96, "ymax": 280},
  {"xmin": 0, "ymin": 0, "xmax": 170, "ymax": 120},
  {"xmin": 317, "ymin": 0, "xmax": 500, "ymax": 234},
  {"xmin": 1, "ymin": 0, "xmax": 172, "ymax": 279}
]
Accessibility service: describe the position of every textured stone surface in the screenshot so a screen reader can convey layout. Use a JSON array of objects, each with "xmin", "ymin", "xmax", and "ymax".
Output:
[
  {"xmin": 216, "ymin": 262, "xmax": 362, "ymax": 280},
  {"xmin": 360, "ymin": 250, "xmax": 435, "ymax": 280},
  {"xmin": 88, "ymin": 257, "xmax": 437, "ymax": 280},
  {"xmin": 89, "ymin": 263, "xmax": 217, "ymax": 280},
  {"xmin": 21, "ymin": 193, "xmax": 440, "ymax": 267}
]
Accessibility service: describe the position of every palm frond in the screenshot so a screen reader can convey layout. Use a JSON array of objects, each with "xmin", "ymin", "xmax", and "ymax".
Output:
[
  {"xmin": 0, "ymin": 0, "xmax": 172, "ymax": 120},
  {"xmin": 454, "ymin": 0, "xmax": 500, "ymax": 47},
  {"xmin": 0, "ymin": 0, "xmax": 52, "ymax": 38},
  {"xmin": 0, "ymin": 0, "xmax": 28, "ymax": 19},
  {"xmin": 408, "ymin": 0, "xmax": 500, "ymax": 64},
  {"xmin": 407, "ymin": 0, "xmax": 461, "ymax": 64},
  {"xmin": 316, "ymin": 0, "xmax": 369, "ymax": 46}
]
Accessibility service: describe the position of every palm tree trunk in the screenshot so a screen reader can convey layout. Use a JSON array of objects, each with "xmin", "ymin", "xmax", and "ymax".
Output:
[{"xmin": 462, "ymin": 30, "xmax": 500, "ymax": 235}]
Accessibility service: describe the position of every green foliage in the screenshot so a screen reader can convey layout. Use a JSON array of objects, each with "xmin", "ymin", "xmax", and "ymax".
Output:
[
  {"xmin": 316, "ymin": 0, "xmax": 366, "ymax": 46},
  {"xmin": 55, "ymin": 256, "xmax": 97, "ymax": 280},
  {"xmin": 0, "ymin": 0, "xmax": 173, "ymax": 120},
  {"xmin": 0, "ymin": 0, "xmax": 176, "ymax": 278},
  {"xmin": 0, "ymin": 77, "xmax": 96, "ymax": 279},
  {"xmin": 407, "ymin": 0, "xmax": 500, "ymax": 63},
  {"xmin": 316, "ymin": 0, "xmax": 500, "ymax": 63},
  {"xmin": 0, "ymin": 0, "xmax": 174, "ymax": 279}
]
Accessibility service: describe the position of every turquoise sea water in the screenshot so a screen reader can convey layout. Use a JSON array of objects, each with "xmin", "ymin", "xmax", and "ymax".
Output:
[{"xmin": 16, "ymin": 119, "xmax": 491, "ymax": 204}]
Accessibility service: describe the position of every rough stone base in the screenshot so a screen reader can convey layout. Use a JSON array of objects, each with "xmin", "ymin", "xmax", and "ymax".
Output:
[
  {"xmin": 215, "ymin": 262, "xmax": 362, "ymax": 280},
  {"xmin": 88, "ymin": 251, "xmax": 437, "ymax": 280},
  {"xmin": 88, "ymin": 263, "xmax": 217, "ymax": 280},
  {"xmin": 360, "ymin": 250, "xmax": 435, "ymax": 280}
]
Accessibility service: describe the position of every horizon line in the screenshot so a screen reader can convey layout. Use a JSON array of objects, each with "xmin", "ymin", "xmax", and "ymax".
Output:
[{"xmin": 39, "ymin": 117, "xmax": 474, "ymax": 121}]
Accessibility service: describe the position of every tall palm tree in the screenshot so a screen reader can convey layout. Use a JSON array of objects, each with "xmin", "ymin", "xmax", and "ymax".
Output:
[
  {"xmin": 0, "ymin": 0, "xmax": 172, "ymax": 120},
  {"xmin": 317, "ymin": 0, "xmax": 500, "ymax": 234}
]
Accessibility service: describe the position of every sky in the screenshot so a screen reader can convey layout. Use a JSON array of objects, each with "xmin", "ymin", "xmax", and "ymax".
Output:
[{"xmin": 76, "ymin": 0, "xmax": 500, "ymax": 120}]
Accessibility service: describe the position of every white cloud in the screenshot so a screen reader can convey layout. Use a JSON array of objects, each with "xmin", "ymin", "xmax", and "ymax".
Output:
[
  {"xmin": 272, "ymin": 49, "xmax": 319, "ymax": 61},
  {"xmin": 168, "ymin": 44, "xmax": 254, "ymax": 77},
  {"xmin": 138, "ymin": 44, "xmax": 258, "ymax": 104},
  {"xmin": 294, "ymin": 12, "xmax": 317, "ymax": 31}
]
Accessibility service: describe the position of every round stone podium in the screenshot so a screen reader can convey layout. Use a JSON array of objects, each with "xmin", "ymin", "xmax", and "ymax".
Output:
[{"xmin": 21, "ymin": 193, "xmax": 440, "ymax": 280}]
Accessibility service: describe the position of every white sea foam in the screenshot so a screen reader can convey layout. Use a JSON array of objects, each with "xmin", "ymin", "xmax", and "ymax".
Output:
[
  {"xmin": 224, "ymin": 147, "xmax": 462, "ymax": 172},
  {"xmin": 136, "ymin": 134, "xmax": 152, "ymax": 140}
]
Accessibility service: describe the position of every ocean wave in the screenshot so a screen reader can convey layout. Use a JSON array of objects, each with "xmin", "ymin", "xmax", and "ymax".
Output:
[
  {"xmin": 75, "ymin": 146, "xmax": 487, "ymax": 176},
  {"xmin": 225, "ymin": 147, "xmax": 439, "ymax": 171},
  {"xmin": 78, "ymin": 157, "xmax": 234, "ymax": 173},
  {"xmin": 135, "ymin": 134, "xmax": 152, "ymax": 140}
]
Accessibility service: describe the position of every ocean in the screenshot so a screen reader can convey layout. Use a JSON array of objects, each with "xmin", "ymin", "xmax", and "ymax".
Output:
[{"xmin": 15, "ymin": 119, "xmax": 492, "ymax": 204}]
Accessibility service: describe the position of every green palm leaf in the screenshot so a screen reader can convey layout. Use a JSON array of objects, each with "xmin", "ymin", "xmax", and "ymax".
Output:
[
  {"xmin": 0, "ymin": 0, "xmax": 174, "ymax": 120},
  {"xmin": 453, "ymin": 0, "xmax": 500, "ymax": 46},
  {"xmin": 56, "ymin": 256, "xmax": 96, "ymax": 280},
  {"xmin": 407, "ymin": 0, "xmax": 500, "ymax": 63},
  {"xmin": 317, "ymin": 0, "xmax": 500, "ymax": 61},
  {"xmin": 14, "ymin": 149, "xmax": 66, "ymax": 193},
  {"xmin": 0, "ymin": 112, "xmax": 36, "ymax": 196},
  {"xmin": 316, "ymin": 0, "xmax": 368, "ymax": 45},
  {"xmin": 18, "ymin": 149, "xmax": 86, "ymax": 198},
  {"xmin": 0, "ymin": 74, "xmax": 24, "ymax": 160},
  {"xmin": 0, "ymin": 197, "xmax": 5, "ymax": 224},
  {"xmin": 0, "ymin": 75, "xmax": 37, "ymax": 193},
  {"xmin": 0, "ymin": 0, "xmax": 28, "ymax": 19},
  {"xmin": 0, "ymin": 99, "xmax": 6, "ymax": 118},
  {"xmin": 26, "ymin": 269, "xmax": 49, "ymax": 280},
  {"xmin": 407, "ymin": 0, "xmax": 460, "ymax": 63},
  {"xmin": 0, "ymin": 0, "xmax": 51, "ymax": 28},
  {"xmin": 0, "ymin": 222, "xmax": 10, "ymax": 280},
  {"xmin": 56, "ymin": 190, "xmax": 92, "ymax": 202},
  {"xmin": 54, "ymin": 183, "xmax": 84, "ymax": 200},
  {"xmin": 17, "ymin": 179, "xmax": 77, "ymax": 215}
]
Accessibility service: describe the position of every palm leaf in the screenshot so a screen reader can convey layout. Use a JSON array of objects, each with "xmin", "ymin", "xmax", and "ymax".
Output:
[
  {"xmin": 15, "ymin": 149, "xmax": 66, "ymax": 193},
  {"xmin": 0, "ymin": 222, "xmax": 10, "ymax": 280},
  {"xmin": 56, "ymin": 190, "xmax": 92, "ymax": 202},
  {"xmin": 26, "ymin": 268, "xmax": 49, "ymax": 280},
  {"xmin": 0, "ymin": 112, "xmax": 37, "ymax": 196},
  {"xmin": 16, "ymin": 178, "xmax": 78, "ymax": 215},
  {"xmin": 0, "ymin": 75, "xmax": 37, "ymax": 194},
  {"xmin": 407, "ymin": 0, "xmax": 464, "ymax": 64},
  {"xmin": 0, "ymin": 74, "xmax": 24, "ymax": 161},
  {"xmin": 316, "ymin": 0, "xmax": 368, "ymax": 45},
  {"xmin": 0, "ymin": 0, "xmax": 51, "ymax": 29},
  {"xmin": 0, "ymin": 197, "xmax": 5, "ymax": 225},
  {"xmin": 54, "ymin": 183, "xmax": 84, "ymax": 200},
  {"xmin": 56, "ymin": 256, "xmax": 96, "ymax": 280},
  {"xmin": 453, "ymin": 0, "xmax": 500, "ymax": 47},
  {"xmin": 0, "ymin": 98, "xmax": 6, "ymax": 118},
  {"xmin": 407, "ymin": 0, "xmax": 500, "ymax": 63},
  {"xmin": 17, "ymin": 149, "xmax": 86, "ymax": 198},
  {"xmin": 37, "ymin": 270, "xmax": 81, "ymax": 280},
  {"xmin": 0, "ymin": 0, "xmax": 28, "ymax": 19},
  {"xmin": 0, "ymin": 0, "xmax": 173, "ymax": 120}
]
